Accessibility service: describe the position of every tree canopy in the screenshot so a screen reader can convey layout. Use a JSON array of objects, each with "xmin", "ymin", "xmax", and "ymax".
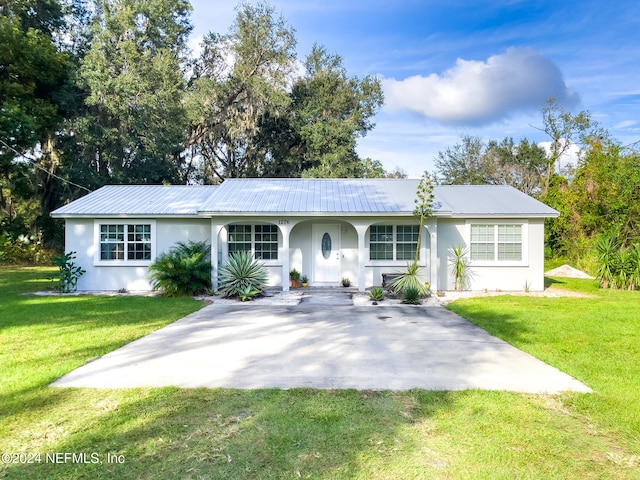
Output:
[{"xmin": 434, "ymin": 135, "xmax": 547, "ymax": 195}]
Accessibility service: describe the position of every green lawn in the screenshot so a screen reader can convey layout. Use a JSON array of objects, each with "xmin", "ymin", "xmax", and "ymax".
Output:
[{"xmin": 1, "ymin": 267, "xmax": 638, "ymax": 479}]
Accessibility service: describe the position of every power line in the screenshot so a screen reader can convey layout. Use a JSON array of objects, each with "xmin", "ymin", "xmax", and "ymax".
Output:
[{"xmin": 0, "ymin": 139, "xmax": 92, "ymax": 193}]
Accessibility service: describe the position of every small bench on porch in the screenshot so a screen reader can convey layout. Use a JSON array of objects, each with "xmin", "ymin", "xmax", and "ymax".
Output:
[{"xmin": 381, "ymin": 273, "xmax": 402, "ymax": 288}]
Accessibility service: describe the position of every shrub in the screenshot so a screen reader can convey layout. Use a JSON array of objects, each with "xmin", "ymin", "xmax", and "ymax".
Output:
[
  {"xmin": 50, "ymin": 251, "xmax": 85, "ymax": 293},
  {"xmin": 448, "ymin": 245, "xmax": 471, "ymax": 291},
  {"xmin": 0, "ymin": 232, "xmax": 55, "ymax": 265},
  {"xmin": 149, "ymin": 241, "xmax": 212, "ymax": 297},
  {"xmin": 218, "ymin": 250, "xmax": 267, "ymax": 298},
  {"xmin": 402, "ymin": 286, "xmax": 421, "ymax": 305},
  {"xmin": 370, "ymin": 287, "xmax": 384, "ymax": 302},
  {"xmin": 596, "ymin": 234, "xmax": 640, "ymax": 290},
  {"xmin": 389, "ymin": 261, "xmax": 429, "ymax": 296}
]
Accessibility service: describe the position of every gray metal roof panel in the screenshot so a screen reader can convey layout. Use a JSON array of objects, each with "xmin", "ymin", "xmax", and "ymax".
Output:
[
  {"xmin": 51, "ymin": 185, "xmax": 217, "ymax": 216},
  {"xmin": 50, "ymin": 180, "xmax": 558, "ymax": 218},
  {"xmin": 434, "ymin": 185, "xmax": 559, "ymax": 216},
  {"xmin": 199, "ymin": 178, "xmax": 422, "ymax": 213}
]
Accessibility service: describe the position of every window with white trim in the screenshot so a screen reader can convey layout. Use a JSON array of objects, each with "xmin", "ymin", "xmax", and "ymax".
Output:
[
  {"xmin": 396, "ymin": 225, "xmax": 419, "ymax": 260},
  {"xmin": 228, "ymin": 224, "xmax": 278, "ymax": 260},
  {"xmin": 99, "ymin": 223, "xmax": 152, "ymax": 261},
  {"xmin": 470, "ymin": 224, "xmax": 523, "ymax": 262},
  {"xmin": 369, "ymin": 225, "xmax": 419, "ymax": 261}
]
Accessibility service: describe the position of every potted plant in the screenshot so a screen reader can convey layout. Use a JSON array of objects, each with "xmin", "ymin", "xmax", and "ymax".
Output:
[
  {"xmin": 301, "ymin": 275, "xmax": 308, "ymax": 287},
  {"xmin": 342, "ymin": 277, "xmax": 351, "ymax": 287},
  {"xmin": 290, "ymin": 268, "xmax": 300, "ymax": 288}
]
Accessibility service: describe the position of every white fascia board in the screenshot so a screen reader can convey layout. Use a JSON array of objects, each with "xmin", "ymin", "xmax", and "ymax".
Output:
[{"xmin": 51, "ymin": 214, "xmax": 202, "ymax": 219}]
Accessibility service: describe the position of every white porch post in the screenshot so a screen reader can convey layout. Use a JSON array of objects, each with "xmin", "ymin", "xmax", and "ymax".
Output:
[
  {"xmin": 426, "ymin": 219, "xmax": 438, "ymax": 293},
  {"xmin": 280, "ymin": 224, "xmax": 291, "ymax": 292},
  {"xmin": 211, "ymin": 221, "xmax": 224, "ymax": 292},
  {"xmin": 354, "ymin": 224, "xmax": 369, "ymax": 292}
]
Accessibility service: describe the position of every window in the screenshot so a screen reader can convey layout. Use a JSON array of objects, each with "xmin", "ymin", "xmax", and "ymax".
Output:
[
  {"xmin": 98, "ymin": 223, "xmax": 152, "ymax": 262},
  {"xmin": 498, "ymin": 224, "xmax": 522, "ymax": 261},
  {"xmin": 228, "ymin": 224, "xmax": 278, "ymax": 260},
  {"xmin": 470, "ymin": 224, "xmax": 495, "ymax": 261},
  {"xmin": 396, "ymin": 225, "xmax": 419, "ymax": 261},
  {"xmin": 254, "ymin": 224, "xmax": 278, "ymax": 260},
  {"xmin": 369, "ymin": 225, "xmax": 419, "ymax": 261},
  {"xmin": 370, "ymin": 225, "xmax": 393, "ymax": 260},
  {"xmin": 470, "ymin": 224, "xmax": 523, "ymax": 262}
]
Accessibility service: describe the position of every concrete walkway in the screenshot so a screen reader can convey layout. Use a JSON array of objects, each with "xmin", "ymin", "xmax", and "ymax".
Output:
[{"xmin": 53, "ymin": 302, "xmax": 591, "ymax": 393}]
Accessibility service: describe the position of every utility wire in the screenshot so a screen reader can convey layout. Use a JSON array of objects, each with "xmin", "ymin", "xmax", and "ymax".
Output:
[{"xmin": 0, "ymin": 139, "xmax": 92, "ymax": 193}]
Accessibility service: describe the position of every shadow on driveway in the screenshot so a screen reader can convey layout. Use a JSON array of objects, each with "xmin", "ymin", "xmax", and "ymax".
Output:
[{"xmin": 53, "ymin": 304, "xmax": 591, "ymax": 393}]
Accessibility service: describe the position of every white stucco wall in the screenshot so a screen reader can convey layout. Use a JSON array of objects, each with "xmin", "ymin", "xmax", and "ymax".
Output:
[
  {"xmin": 65, "ymin": 215, "xmax": 547, "ymax": 293},
  {"xmin": 436, "ymin": 218, "xmax": 546, "ymax": 291},
  {"xmin": 65, "ymin": 218, "xmax": 211, "ymax": 291}
]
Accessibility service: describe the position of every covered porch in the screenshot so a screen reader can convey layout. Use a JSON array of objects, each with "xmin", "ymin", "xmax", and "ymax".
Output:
[{"xmin": 210, "ymin": 217, "xmax": 438, "ymax": 292}]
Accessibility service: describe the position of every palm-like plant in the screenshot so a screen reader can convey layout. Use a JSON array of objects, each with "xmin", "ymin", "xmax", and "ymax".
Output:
[
  {"xmin": 149, "ymin": 241, "xmax": 212, "ymax": 296},
  {"xmin": 595, "ymin": 233, "xmax": 619, "ymax": 289},
  {"xmin": 389, "ymin": 261, "xmax": 429, "ymax": 296},
  {"xmin": 218, "ymin": 250, "xmax": 267, "ymax": 298},
  {"xmin": 448, "ymin": 245, "xmax": 471, "ymax": 291}
]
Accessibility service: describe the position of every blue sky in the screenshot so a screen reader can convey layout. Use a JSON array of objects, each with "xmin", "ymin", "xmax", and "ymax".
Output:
[{"xmin": 188, "ymin": 0, "xmax": 640, "ymax": 177}]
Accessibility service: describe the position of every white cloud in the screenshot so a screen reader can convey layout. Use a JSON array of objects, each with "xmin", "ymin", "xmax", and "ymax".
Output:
[
  {"xmin": 381, "ymin": 47, "xmax": 579, "ymax": 126},
  {"xmin": 538, "ymin": 140, "xmax": 581, "ymax": 169}
]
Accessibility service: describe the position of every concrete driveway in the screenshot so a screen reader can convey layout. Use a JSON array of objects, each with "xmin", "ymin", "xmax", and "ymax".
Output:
[{"xmin": 53, "ymin": 303, "xmax": 591, "ymax": 393}]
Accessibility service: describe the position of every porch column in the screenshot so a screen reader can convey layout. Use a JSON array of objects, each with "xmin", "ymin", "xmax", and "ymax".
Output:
[
  {"xmin": 279, "ymin": 224, "xmax": 291, "ymax": 292},
  {"xmin": 426, "ymin": 219, "xmax": 438, "ymax": 293},
  {"xmin": 354, "ymin": 224, "xmax": 369, "ymax": 292},
  {"xmin": 211, "ymin": 221, "xmax": 224, "ymax": 292}
]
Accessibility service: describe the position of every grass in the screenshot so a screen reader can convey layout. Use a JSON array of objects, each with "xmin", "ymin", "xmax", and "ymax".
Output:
[
  {"xmin": 1, "ymin": 267, "xmax": 639, "ymax": 479},
  {"xmin": 447, "ymin": 277, "xmax": 640, "ymax": 454}
]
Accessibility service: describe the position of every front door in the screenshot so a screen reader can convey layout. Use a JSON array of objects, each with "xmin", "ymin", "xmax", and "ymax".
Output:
[{"xmin": 312, "ymin": 224, "xmax": 341, "ymax": 285}]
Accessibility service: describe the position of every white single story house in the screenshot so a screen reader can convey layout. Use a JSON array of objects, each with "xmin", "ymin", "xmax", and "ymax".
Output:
[{"xmin": 51, "ymin": 178, "xmax": 559, "ymax": 293}]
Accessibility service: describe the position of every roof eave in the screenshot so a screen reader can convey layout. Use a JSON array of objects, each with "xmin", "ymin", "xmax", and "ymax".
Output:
[{"xmin": 51, "ymin": 213, "xmax": 203, "ymax": 219}]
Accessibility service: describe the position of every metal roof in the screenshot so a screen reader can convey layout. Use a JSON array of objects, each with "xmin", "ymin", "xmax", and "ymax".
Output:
[
  {"xmin": 199, "ymin": 178, "xmax": 424, "ymax": 214},
  {"xmin": 434, "ymin": 185, "xmax": 559, "ymax": 217},
  {"xmin": 51, "ymin": 179, "xmax": 559, "ymax": 218},
  {"xmin": 51, "ymin": 185, "xmax": 217, "ymax": 217}
]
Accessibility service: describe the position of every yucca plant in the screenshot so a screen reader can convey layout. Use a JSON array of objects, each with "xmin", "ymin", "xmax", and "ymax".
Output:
[
  {"xmin": 218, "ymin": 250, "xmax": 267, "ymax": 298},
  {"xmin": 149, "ymin": 241, "xmax": 212, "ymax": 296},
  {"xmin": 389, "ymin": 261, "xmax": 429, "ymax": 296},
  {"xmin": 595, "ymin": 233, "xmax": 619, "ymax": 289},
  {"xmin": 402, "ymin": 286, "xmax": 421, "ymax": 305},
  {"xmin": 448, "ymin": 245, "xmax": 471, "ymax": 291}
]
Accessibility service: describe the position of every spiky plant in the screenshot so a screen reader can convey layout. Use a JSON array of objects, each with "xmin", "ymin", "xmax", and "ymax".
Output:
[
  {"xmin": 389, "ymin": 261, "xmax": 429, "ymax": 296},
  {"xmin": 149, "ymin": 241, "xmax": 212, "ymax": 297},
  {"xmin": 448, "ymin": 245, "xmax": 471, "ymax": 291},
  {"xmin": 631, "ymin": 244, "xmax": 640, "ymax": 291},
  {"xmin": 369, "ymin": 287, "xmax": 385, "ymax": 302},
  {"xmin": 218, "ymin": 250, "xmax": 267, "ymax": 298},
  {"xmin": 402, "ymin": 286, "xmax": 421, "ymax": 305},
  {"xmin": 595, "ymin": 233, "xmax": 619, "ymax": 289}
]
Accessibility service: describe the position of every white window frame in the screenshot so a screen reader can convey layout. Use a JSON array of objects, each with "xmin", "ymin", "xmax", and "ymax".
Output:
[
  {"xmin": 368, "ymin": 224, "xmax": 421, "ymax": 263},
  {"xmin": 93, "ymin": 220, "xmax": 156, "ymax": 266},
  {"xmin": 227, "ymin": 224, "xmax": 279, "ymax": 262},
  {"xmin": 466, "ymin": 220, "xmax": 528, "ymax": 267}
]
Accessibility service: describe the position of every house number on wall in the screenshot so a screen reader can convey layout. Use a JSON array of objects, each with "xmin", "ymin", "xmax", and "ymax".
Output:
[{"xmin": 278, "ymin": 219, "xmax": 290, "ymax": 225}]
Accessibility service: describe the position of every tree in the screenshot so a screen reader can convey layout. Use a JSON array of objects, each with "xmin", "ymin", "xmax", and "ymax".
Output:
[
  {"xmin": 434, "ymin": 135, "xmax": 547, "ymax": 194},
  {"xmin": 483, "ymin": 138, "xmax": 547, "ymax": 195},
  {"xmin": 544, "ymin": 137, "xmax": 640, "ymax": 264},
  {"xmin": 434, "ymin": 135, "xmax": 485, "ymax": 185},
  {"xmin": 288, "ymin": 44, "xmax": 384, "ymax": 178},
  {"xmin": 75, "ymin": 0, "xmax": 192, "ymax": 184},
  {"xmin": 0, "ymin": 3, "xmax": 74, "ymax": 242},
  {"xmin": 187, "ymin": 2, "xmax": 297, "ymax": 181},
  {"xmin": 537, "ymin": 97, "xmax": 594, "ymax": 196}
]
